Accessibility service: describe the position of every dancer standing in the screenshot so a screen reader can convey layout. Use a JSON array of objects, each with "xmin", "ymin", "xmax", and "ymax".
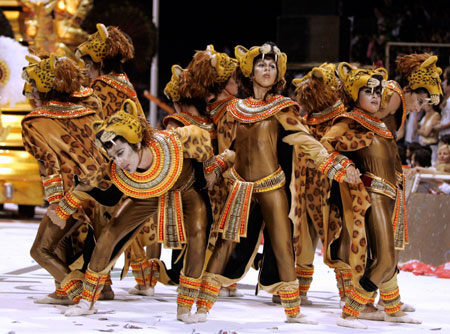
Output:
[
  {"xmin": 330, "ymin": 63, "xmax": 422, "ymax": 329},
  {"xmin": 290, "ymin": 63, "xmax": 365, "ymax": 306},
  {"xmin": 195, "ymin": 42, "xmax": 357, "ymax": 324}
]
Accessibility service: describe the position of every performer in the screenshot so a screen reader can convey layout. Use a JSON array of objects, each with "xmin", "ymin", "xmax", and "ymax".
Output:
[
  {"xmin": 177, "ymin": 45, "xmax": 243, "ymax": 297},
  {"xmin": 21, "ymin": 54, "xmax": 113, "ymax": 304},
  {"xmin": 76, "ymin": 23, "xmax": 158, "ymax": 297},
  {"xmin": 328, "ymin": 63, "xmax": 422, "ymax": 329},
  {"xmin": 195, "ymin": 42, "xmax": 358, "ymax": 324},
  {"xmin": 373, "ymin": 53, "xmax": 443, "ymax": 313},
  {"xmin": 49, "ymin": 99, "xmax": 214, "ymax": 323},
  {"xmin": 75, "ymin": 23, "xmax": 144, "ymax": 118},
  {"xmin": 290, "ymin": 63, "xmax": 364, "ymax": 306}
]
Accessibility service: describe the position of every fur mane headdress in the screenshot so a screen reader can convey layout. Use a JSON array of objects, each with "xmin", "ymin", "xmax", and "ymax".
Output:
[
  {"xmin": 396, "ymin": 53, "xmax": 442, "ymax": 105},
  {"xmin": 293, "ymin": 63, "xmax": 342, "ymax": 114},
  {"xmin": 22, "ymin": 54, "xmax": 84, "ymax": 94},
  {"xmin": 179, "ymin": 45, "xmax": 237, "ymax": 99},
  {"xmin": 76, "ymin": 23, "xmax": 134, "ymax": 63}
]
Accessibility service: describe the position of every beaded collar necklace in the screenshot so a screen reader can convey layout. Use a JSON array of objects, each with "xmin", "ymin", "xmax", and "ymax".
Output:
[
  {"xmin": 337, "ymin": 108, "xmax": 393, "ymax": 138},
  {"xmin": 110, "ymin": 130, "xmax": 183, "ymax": 198},
  {"xmin": 95, "ymin": 73, "xmax": 137, "ymax": 98},
  {"xmin": 228, "ymin": 95, "xmax": 298, "ymax": 123},
  {"xmin": 24, "ymin": 101, "xmax": 94, "ymax": 119},
  {"xmin": 207, "ymin": 96, "xmax": 235, "ymax": 124},
  {"xmin": 305, "ymin": 100, "xmax": 346, "ymax": 125}
]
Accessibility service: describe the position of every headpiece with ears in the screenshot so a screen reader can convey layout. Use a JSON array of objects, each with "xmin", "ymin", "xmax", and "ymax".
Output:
[
  {"xmin": 397, "ymin": 54, "xmax": 443, "ymax": 105},
  {"xmin": 93, "ymin": 99, "xmax": 143, "ymax": 148},
  {"xmin": 75, "ymin": 23, "xmax": 109, "ymax": 63},
  {"xmin": 205, "ymin": 44, "xmax": 238, "ymax": 83},
  {"xmin": 163, "ymin": 65, "xmax": 184, "ymax": 102},
  {"xmin": 337, "ymin": 62, "xmax": 388, "ymax": 102},
  {"xmin": 177, "ymin": 45, "xmax": 238, "ymax": 99},
  {"xmin": 234, "ymin": 43, "xmax": 287, "ymax": 82},
  {"xmin": 292, "ymin": 62, "xmax": 339, "ymax": 90},
  {"xmin": 292, "ymin": 63, "xmax": 342, "ymax": 114},
  {"xmin": 22, "ymin": 53, "xmax": 57, "ymax": 93}
]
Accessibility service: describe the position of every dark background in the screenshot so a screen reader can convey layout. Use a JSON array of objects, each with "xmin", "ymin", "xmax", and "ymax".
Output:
[{"xmin": 79, "ymin": 0, "xmax": 450, "ymax": 118}]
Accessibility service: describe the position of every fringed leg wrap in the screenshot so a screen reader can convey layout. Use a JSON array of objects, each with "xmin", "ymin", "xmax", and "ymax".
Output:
[
  {"xmin": 150, "ymin": 260, "xmax": 160, "ymax": 287},
  {"xmin": 335, "ymin": 272, "xmax": 344, "ymax": 299},
  {"xmin": 177, "ymin": 275, "xmax": 202, "ymax": 311},
  {"xmin": 104, "ymin": 275, "xmax": 112, "ymax": 287},
  {"xmin": 279, "ymin": 284, "xmax": 301, "ymax": 318},
  {"xmin": 61, "ymin": 270, "xmax": 85, "ymax": 303},
  {"xmin": 55, "ymin": 281, "xmax": 67, "ymax": 298},
  {"xmin": 296, "ymin": 266, "xmax": 314, "ymax": 296},
  {"xmin": 335, "ymin": 269, "xmax": 353, "ymax": 299},
  {"xmin": 131, "ymin": 259, "xmax": 152, "ymax": 288},
  {"xmin": 343, "ymin": 287, "xmax": 372, "ymax": 318},
  {"xmin": 380, "ymin": 287, "xmax": 401, "ymax": 315},
  {"xmin": 81, "ymin": 268, "xmax": 108, "ymax": 309},
  {"xmin": 196, "ymin": 273, "xmax": 221, "ymax": 312}
]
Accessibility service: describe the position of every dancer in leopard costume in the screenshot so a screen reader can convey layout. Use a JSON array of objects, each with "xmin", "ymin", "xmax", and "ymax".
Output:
[
  {"xmin": 22, "ymin": 54, "xmax": 115, "ymax": 305},
  {"xmin": 49, "ymin": 99, "xmax": 214, "ymax": 322}
]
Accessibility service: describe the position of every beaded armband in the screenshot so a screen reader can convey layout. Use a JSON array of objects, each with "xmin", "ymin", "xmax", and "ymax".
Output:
[
  {"xmin": 203, "ymin": 155, "xmax": 228, "ymax": 178},
  {"xmin": 42, "ymin": 174, "xmax": 64, "ymax": 204},
  {"xmin": 318, "ymin": 152, "xmax": 352, "ymax": 182},
  {"xmin": 56, "ymin": 192, "xmax": 82, "ymax": 220}
]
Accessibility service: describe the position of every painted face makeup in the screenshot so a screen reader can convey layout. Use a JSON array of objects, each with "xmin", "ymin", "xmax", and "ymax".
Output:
[
  {"xmin": 252, "ymin": 58, "xmax": 277, "ymax": 88},
  {"xmin": 106, "ymin": 139, "xmax": 140, "ymax": 173},
  {"xmin": 357, "ymin": 87, "xmax": 381, "ymax": 114}
]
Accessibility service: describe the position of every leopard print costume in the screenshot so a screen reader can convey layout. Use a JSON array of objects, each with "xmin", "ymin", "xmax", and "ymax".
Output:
[
  {"xmin": 90, "ymin": 72, "xmax": 151, "ymax": 280},
  {"xmin": 205, "ymin": 97, "xmax": 236, "ymax": 252},
  {"xmin": 291, "ymin": 110, "xmax": 373, "ymax": 299},
  {"xmin": 22, "ymin": 101, "xmax": 112, "ymax": 278},
  {"xmin": 57, "ymin": 125, "xmax": 213, "ymax": 279},
  {"xmin": 318, "ymin": 118, "xmax": 374, "ymax": 282},
  {"xmin": 91, "ymin": 73, "xmax": 144, "ymax": 120}
]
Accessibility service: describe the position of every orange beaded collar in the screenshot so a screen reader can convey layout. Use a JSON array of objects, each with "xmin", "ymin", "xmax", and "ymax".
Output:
[
  {"xmin": 110, "ymin": 130, "xmax": 183, "ymax": 198},
  {"xmin": 228, "ymin": 95, "xmax": 298, "ymax": 123}
]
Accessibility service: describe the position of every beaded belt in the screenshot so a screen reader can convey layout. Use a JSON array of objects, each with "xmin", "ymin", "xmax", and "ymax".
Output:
[
  {"xmin": 361, "ymin": 172, "xmax": 396, "ymax": 200},
  {"xmin": 229, "ymin": 166, "xmax": 286, "ymax": 193},
  {"xmin": 217, "ymin": 167, "xmax": 286, "ymax": 242},
  {"xmin": 157, "ymin": 171, "xmax": 195, "ymax": 249}
]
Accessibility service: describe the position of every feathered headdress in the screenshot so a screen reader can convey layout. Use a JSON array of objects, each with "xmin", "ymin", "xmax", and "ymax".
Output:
[
  {"xmin": 179, "ymin": 44, "xmax": 238, "ymax": 99},
  {"xmin": 0, "ymin": 36, "xmax": 29, "ymax": 106},
  {"xmin": 22, "ymin": 54, "xmax": 84, "ymax": 94}
]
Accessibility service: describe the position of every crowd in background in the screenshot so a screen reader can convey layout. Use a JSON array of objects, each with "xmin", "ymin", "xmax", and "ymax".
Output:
[
  {"xmin": 397, "ymin": 66, "xmax": 450, "ymax": 195},
  {"xmin": 349, "ymin": 0, "xmax": 450, "ymax": 69}
]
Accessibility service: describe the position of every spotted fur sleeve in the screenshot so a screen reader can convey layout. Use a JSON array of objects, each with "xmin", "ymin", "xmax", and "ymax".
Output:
[
  {"xmin": 172, "ymin": 125, "xmax": 214, "ymax": 162},
  {"xmin": 22, "ymin": 120, "xmax": 64, "ymax": 203},
  {"xmin": 54, "ymin": 162, "xmax": 115, "ymax": 221},
  {"xmin": 277, "ymin": 108, "xmax": 353, "ymax": 182},
  {"xmin": 320, "ymin": 118, "xmax": 374, "ymax": 153}
]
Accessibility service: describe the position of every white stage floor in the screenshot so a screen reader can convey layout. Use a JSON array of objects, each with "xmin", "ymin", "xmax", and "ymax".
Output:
[{"xmin": 0, "ymin": 216, "xmax": 448, "ymax": 334}]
